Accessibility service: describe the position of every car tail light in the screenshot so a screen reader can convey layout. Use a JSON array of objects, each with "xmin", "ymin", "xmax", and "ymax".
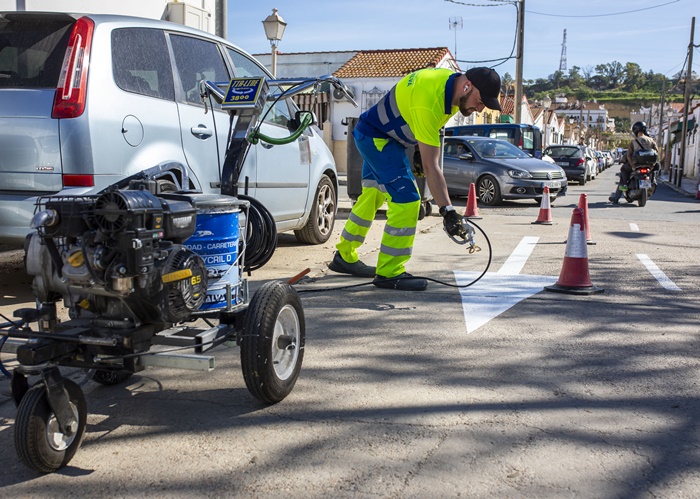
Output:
[
  {"xmin": 63, "ymin": 174, "xmax": 94, "ymax": 187},
  {"xmin": 576, "ymin": 158, "xmax": 585, "ymax": 166},
  {"xmin": 52, "ymin": 17, "xmax": 95, "ymax": 119}
]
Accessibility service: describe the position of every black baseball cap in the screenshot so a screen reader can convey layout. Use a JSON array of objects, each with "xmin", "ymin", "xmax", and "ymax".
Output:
[{"xmin": 465, "ymin": 67, "xmax": 502, "ymax": 111}]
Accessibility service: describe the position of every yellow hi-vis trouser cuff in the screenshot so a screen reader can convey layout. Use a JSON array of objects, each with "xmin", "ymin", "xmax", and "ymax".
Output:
[
  {"xmin": 376, "ymin": 196, "xmax": 420, "ymax": 278},
  {"xmin": 336, "ymin": 185, "xmax": 385, "ymax": 263},
  {"xmin": 336, "ymin": 183, "xmax": 420, "ymax": 278}
]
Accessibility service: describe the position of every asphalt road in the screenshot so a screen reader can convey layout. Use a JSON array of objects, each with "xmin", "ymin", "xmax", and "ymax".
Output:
[{"xmin": 1, "ymin": 165, "xmax": 700, "ymax": 497}]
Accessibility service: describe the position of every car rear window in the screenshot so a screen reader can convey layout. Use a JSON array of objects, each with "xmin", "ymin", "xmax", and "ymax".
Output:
[
  {"xmin": 112, "ymin": 28, "xmax": 175, "ymax": 101},
  {"xmin": 546, "ymin": 147, "xmax": 581, "ymax": 158},
  {"xmin": 0, "ymin": 17, "xmax": 73, "ymax": 88}
]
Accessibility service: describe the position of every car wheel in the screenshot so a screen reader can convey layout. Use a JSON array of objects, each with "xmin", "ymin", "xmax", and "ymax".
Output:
[
  {"xmin": 579, "ymin": 174, "xmax": 587, "ymax": 186},
  {"xmin": 294, "ymin": 175, "xmax": 336, "ymax": 245},
  {"xmin": 477, "ymin": 175, "xmax": 501, "ymax": 206}
]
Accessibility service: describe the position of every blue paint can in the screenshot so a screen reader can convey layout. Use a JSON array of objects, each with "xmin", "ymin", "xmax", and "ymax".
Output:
[{"xmin": 184, "ymin": 194, "xmax": 241, "ymax": 311}]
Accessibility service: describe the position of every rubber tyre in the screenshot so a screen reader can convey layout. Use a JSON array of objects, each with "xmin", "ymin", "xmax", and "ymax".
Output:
[
  {"xmin": 418, "ymin": 203, "xmax": 426, "ymax": 220},
  {"xmin": 639, "ymin": 188, "xmax": 648, "ymax": 207},
  {"xmin": 14, "ymin": 379, "xmax": 87, "ymax": 473},
  {"xmin": 477, "ymin": 175, "xmax": 501, "ymax": 206},
  {"xmin": 294, "ymin": 175, "xmax": 336, "ymax": 245},
  {"xmin": 579, "ymin": 175, "xmax": 587, "ymax": 186},
  {"xmin": 92, "ymin": 370, "xmax": 133, "ymax": 386},
  {"xmin": 241, "ymin": 281, "xmax": 305, "ymax": 404},
  {"xmin": 424, "ymin": 201, "xmax": 433, "ymax": 217}
]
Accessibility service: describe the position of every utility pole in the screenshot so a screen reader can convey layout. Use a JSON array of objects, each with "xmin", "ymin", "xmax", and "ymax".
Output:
[
  {"xmin": 658, "ymin": 78, "xmax": 667, "ymax": 172},
  {"xmin": 514, "ymin": 0, "xmax": 525, "ymax": 124},
  {"xmin": 677, "ymin": 16, "xmax": 695, "ymax": 188}
]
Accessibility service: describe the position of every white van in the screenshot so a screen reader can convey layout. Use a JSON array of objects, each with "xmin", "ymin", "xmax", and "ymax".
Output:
[{"xmin": 0, "ymin": 12, "xmax": 338, "ymax": 245}]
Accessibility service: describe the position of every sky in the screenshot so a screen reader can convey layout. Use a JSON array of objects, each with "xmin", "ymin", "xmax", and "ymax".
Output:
[{"xmin": 228, "ymin": 0, "xmax": 698, "ymax": 81}]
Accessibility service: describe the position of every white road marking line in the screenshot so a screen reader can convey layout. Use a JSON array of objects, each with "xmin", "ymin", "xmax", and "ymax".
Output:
[
  {"xmin": 456, "ymin": 236, "xmax": 557, "ymax": 334},
  {"xmin": 636, "ymin": 254, "xmax": 681, "ymax": 291},
  {"xmin": 497, "ymin": 236, "xmax": 539, "ymax": 275},
  {"xmin": 455, "ymin": 272, "xmax": 557, "ymax": 334},
  {"xmin": 629, "ymin": 223, "xmax": 639, "ymax": 232}
]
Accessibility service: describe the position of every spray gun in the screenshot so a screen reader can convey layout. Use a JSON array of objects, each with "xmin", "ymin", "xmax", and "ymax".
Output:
[{"xmin": 445, "ymin": 215, "xmax": 481, "ymax": 254}]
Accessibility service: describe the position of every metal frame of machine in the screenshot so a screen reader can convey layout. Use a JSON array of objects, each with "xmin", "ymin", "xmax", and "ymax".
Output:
[{"xmin": 0, "ymin": 75, "xmax": 357, "ymax": 473}]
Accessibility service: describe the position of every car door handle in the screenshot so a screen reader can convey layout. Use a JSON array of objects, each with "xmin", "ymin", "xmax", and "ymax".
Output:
[{"xmin": 191, "ymin": 126, "xmax": 213, "ymax": 139}]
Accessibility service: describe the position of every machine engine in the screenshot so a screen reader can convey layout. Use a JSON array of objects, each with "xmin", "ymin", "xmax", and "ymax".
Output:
[{"xmin": 27, "ymin": 181, "xmax": 209, "ymax": 325}]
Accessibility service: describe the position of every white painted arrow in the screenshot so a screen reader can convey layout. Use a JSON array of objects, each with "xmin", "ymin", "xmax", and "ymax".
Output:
[{"xmin": 454, "ymin": 237, "xmax": 558, "ymax": 334}]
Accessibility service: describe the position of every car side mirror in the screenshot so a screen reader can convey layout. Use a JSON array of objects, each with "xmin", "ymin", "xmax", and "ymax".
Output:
[
  {"xmin": 459, "ymin": 153, "xmax": 473, "ymax": 160},
  {"xmin": 289, "ymin": 110, "xmax": 316, "ymax": 131}
]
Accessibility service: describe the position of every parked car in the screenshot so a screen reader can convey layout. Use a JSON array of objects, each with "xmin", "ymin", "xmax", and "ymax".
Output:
[
  {"xmin": 544, "ymin": 145, "xmax": 597, "ymax": 185},
  {"xmin": 0, "ymin": 12, "xmax": 338, "ymax": 245},
  {"xmin": 445, "ymin": 123, "xmax": 543, "ymax": 159},
  {"xmin": 443, "ymin": 136, "xmax": 567, "ymax": 205}
]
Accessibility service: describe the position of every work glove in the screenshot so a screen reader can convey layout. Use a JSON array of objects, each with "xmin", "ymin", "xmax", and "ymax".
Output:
[{"xmin": 441, "ymin": 207, "xmax": 463, "ymax": 237}]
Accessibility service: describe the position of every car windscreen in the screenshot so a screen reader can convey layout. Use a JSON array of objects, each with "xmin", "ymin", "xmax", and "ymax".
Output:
[
  {"xmin": 0, "ymin": 17, "xmax": 73, "ymax": 88},
  {"xmin": 545, "ymin": 147, "xmax": 581, "ymax": 158},
  {"xmin": 473, "ymin": 139, "xmax": 529, "ymax": 159}
]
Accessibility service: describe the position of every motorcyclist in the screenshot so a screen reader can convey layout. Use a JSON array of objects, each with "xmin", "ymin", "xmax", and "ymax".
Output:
[{"xmin": 609, "ymin": 121, "xmax": 658, "ymax": 204}]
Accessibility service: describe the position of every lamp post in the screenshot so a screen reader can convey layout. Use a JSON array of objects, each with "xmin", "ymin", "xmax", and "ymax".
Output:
[{"xmin": 262, "ymin": 8, "xmax": 286, "ymax": 78}]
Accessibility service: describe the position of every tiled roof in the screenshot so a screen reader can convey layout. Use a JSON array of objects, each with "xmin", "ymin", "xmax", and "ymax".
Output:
[
  {"xmin": 333, "ymin": 48, "xmax": 453, "ymax": 78},
  {"xmin": 499, "ymin": 94, "xmax": 515, "ymax": 115}
]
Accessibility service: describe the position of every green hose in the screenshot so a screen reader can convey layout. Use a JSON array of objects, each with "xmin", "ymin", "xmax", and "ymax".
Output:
[{"xmin": 248, "ymin": 112, "xmax": 314, "ymax": 145}]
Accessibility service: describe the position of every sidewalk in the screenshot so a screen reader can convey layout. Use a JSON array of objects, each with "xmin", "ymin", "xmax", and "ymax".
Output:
[{"xmin": 659, "ymin": 172, "xmax": 699, "ymax": 198}]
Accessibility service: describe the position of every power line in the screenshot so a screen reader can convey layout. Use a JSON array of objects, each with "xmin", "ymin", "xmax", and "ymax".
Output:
[{"xmin": 526, "ymin": 0, "xmax": 681, "ymax": 18}]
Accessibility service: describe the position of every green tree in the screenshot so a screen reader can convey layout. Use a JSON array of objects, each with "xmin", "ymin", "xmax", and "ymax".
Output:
[{"xmin": 623, "ymin": 62, "xmax": 644, "ymax": 91}]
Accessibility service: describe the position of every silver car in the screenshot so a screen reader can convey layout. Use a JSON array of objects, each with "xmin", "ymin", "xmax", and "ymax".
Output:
[
  {"xmin": 0, "ymin": 12, "xmax": 338, "ymax": 245},
  {"xmin": 444, "ymin": 136, "xmax": 567, "ymax": 205}
]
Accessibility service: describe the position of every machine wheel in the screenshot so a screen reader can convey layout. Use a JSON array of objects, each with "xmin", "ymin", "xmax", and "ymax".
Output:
[
  {"xmin": 418, "ymin": 202, "xmax": 427, "ymax": 220},
  {"xmin": 424, "ymin": 201, "xmax": 433, "ymax": 217},
  {"xmin": 14, "ymin": 379, "xmax": 87, "ymax": 473},
  {"xmin": 638, "ymin": 188, "xmax": 648, "ymax": 207},
  {"xmin": 241, "ymin": 281, "xmax": 305, "ymax": 404},
  {"xmin": 92, "ymin": 369, "xmax": 133, "ymax": 386},
  {"xmin": 477, "ymin": 175, "xmax": 501, "ymax": 206},
  {"xmin": 294, "ymin": 175, "xmax": 336, "ymax": 244}
]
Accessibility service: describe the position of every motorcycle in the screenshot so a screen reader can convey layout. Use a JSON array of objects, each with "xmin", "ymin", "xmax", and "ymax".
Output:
[{"xmin": 621, "ymin": 164, "xmax": 657, "ymax": 207}]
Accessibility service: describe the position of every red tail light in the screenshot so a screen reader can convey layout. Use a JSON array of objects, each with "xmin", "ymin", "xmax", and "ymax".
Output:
[
  {"xmin": 52, "ymin": 17, "xmax": 94, "ymax": 119},
  {"xmin": 63, "ymin": 174, "xmax": 94, "ymax": 187},
  {"xmin": 639, "ymin": 168, "xmax": 649, "ymax": 174},
  {"xmin": 576, "ymin": 158, "xmax": 585, "ymax": 166}
]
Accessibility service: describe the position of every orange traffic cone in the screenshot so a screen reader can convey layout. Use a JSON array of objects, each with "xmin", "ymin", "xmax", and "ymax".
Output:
[
  {"xmin": 465, "ymin": 182, "xmax": 481, "ymax": 219},
  {"xmin": 532, "ymin": 186, "xmax": 553, "ymax": 225},
  {"xmin": 545, "ymin": 207, "xmax": 604, "ymax": 295},
  {"xmin": 577, "ymin": 193, "xmax": 596, "ymax": 245}
]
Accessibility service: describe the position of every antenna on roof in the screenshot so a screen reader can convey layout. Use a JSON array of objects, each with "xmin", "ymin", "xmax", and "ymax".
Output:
[
  {"xmin": 449, "ymin": 16, "xmax": 463, "ymax": 64},
  {"xmin": 559, "ymin": 29, "xmax": 567, "ymax": 72}
]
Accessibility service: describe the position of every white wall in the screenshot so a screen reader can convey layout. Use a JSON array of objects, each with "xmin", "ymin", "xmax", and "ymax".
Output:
[
  {"xmin": 254, "ymin": 51, "xmax": 357, "ymax": 78},
  {"xmin": 0, "ymin": 0, "xmax": 215, "ymax": 33}
]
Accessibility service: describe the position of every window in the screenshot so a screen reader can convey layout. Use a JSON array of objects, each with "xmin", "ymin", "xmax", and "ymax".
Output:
[
  {"xmin": 522, "ymin": 129, "xmax": 534, "ymax": 150},
  {"xmin": 112, "ymin": 28, "xmax": 174, "ymax": 100},
  {"xmin": 170, "ymin": 34, "xmax": 230, "ymax": 105},
  {"xmin": 226, "ymin": 47, "xmax": 292, "ymax": 129},
  {"xmin": 0, "ymin": 18, "xmax": 72, "ymax": 88}
]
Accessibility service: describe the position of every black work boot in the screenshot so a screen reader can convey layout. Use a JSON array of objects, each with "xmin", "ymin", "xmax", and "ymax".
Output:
[
  {"xmin": 328, "ymin": 251, "xmax": 376, "ymax": 278},
  {"xmin": 373, "ymin": 272, "xmax": 428, "ymax": 291}
]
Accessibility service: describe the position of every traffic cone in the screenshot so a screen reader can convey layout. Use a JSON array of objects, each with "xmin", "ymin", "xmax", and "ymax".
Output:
[
  {"xmin": 531, "ymin": 186, "xmax": 553, "ymax": 225},
  {"xmin": 577, "ymin": 193, "xmax": 596, "ymax": 245},
  {"xmin": 465, "ymin": 182, "xmax": 482, "ymax": 219},
  {"xmin": 545, "ymin": 207, "xmax": 604, "ymax": 295}
]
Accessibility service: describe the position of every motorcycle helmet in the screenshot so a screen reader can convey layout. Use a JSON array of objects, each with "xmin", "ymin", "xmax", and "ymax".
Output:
[{"xmin": 632, "ymin": 121, "xmax": 647, "ymax": 135}]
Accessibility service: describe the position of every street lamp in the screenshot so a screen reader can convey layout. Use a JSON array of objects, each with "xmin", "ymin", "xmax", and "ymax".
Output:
[{"xmin": 262, "ymin": 8, "xmax": 286, "ymax": 78}]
